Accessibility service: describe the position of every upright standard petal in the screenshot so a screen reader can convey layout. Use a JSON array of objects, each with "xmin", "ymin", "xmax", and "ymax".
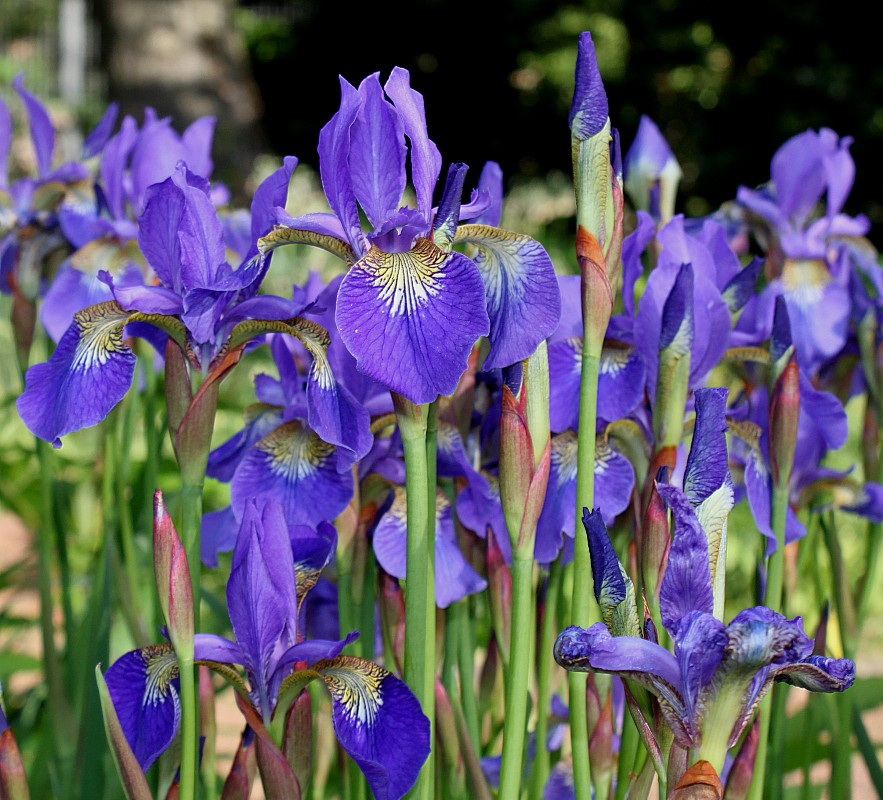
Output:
[
  {"xmin": 384, "ymin": 68, "xmax": 441, "ymax": 224},
  {"xmin": 319, "ymin": 77, "xmax": 368, "ymax": 255},
  {"xmin": 657, "ymin": 485, "xmax": 714, "ymax": 636},
  {"xmin": 350, "ymin": 74, "xmax": 407, "ymax": 229},
  {"xmin": 13, "ymin": 75, "xmax": 54, "ymax": 177},
  {"xmin": 683, "ymin": 388, "xmax": 730, "ymax": 505},
  {"xmin": 315, "ymin": 655, "xmax": 430, "ymax": 800},
  {"xmin": 335, "ymin": 239, "xmax": 489, "ymax": 404},
  {"xmin": 17, "ymin": 301, "xmax": 138, "ymax": 446},
  {"xmin": 454, "ymin": 224, "xmax": 561, "ymax": 370}
]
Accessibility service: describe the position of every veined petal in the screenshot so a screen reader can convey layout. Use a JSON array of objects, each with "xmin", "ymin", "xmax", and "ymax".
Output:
[
  {"xmin": 554, "ymin": 623, "xmax": 682, "ymax": 691},
  {"xmin": 374, "ymin": 487, "xmax": 486, "ymax": 607},
  {"xmin": 584, "ymin": 508, "xmax": 634, "ymax": 635},
  {"xmin": 319, "ymin": 77, "xmax": 366, "ymax": 255},
  {"xmin": 292, "ymin": 520, "xmax": 337, "ymax": 609},
  {"xmin": 335, "ymin": 239, "xmax": 489, "ymax": 404},
  {"xmin": 773, "ymin": 655, "xmax": 855, "ymax": 692},
  {"xmin": 350, "ymin": 73, "xmax": 406, "ymax": 228},
  {"xmin": 598, "ymin": 341, "xmax": 645, "ymax": 424},
  {"xmin": 249, "ymin": 156, "xmax": 298, "ymax": 249},
  {"xmin": 454, "ymin": 223, "xmax": 560, "ymax": 370},
  {"xmin": 684, "ymin": 388, "xmax": 730, "ymax": 505},
  {"xmin": 384, "ymin": 68, "xmax": 441, "ymax": 224},
  {"xmin": 226, "ymin": 500, "xmax": 299, "ymax": 716},
  {"xmin": 673, "ymin": 611, "xmax": 727, "ymax": 731},
  {"xmin": 17, "ymin": 301, "xmax": 138, "ymax": 446},
  {"xmin": 315, "ymin": 655, "xmax": 430, "ymax": 800},
  {"xmin": 657, "ymin": 484, "xmax": 714, "ymax": 636},
  {"xmin": 231, "ymin": 421, "xmax": 354, "ymax": 529},
  {"xmin": 104, "ymin": 644, "xmax": 180, "ymax": 772},
  {"xmin": 207, "ymin": 404, "xmax": 284, "ymax": 483},
  {"xmin": 548, "ymin": 337, "xmax": 582, "ymax": 432}
]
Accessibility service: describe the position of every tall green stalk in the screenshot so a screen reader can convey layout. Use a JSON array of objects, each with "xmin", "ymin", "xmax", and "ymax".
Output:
[
  {"xmin": 498, "ymin": 553, "xmax": 535, "ymax": 800},
  {"xmin": 570, "ymin": 349, "xmax": 601, "ymax": 800},
  {"xmin": 395, "ymin": 395, "xmax": 435, "ymax": 800},
  {"xmin": 529, "ymin": 559, "xmax": 564, "ymax": 800}
]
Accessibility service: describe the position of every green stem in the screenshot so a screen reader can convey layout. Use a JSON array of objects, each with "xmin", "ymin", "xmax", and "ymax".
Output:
[
  {"xmin": 571, "ymin": 348, "xmax": 600, "ymax": 800},
  {"xmin": 529, "ymin": 559, "xmax": 564, "ymax": 800},
  {"xmin": 396, "ymin": 395, "xmax": 434, "ymax": 800},
  {"xmin": 749, "ymin": 478, "xmax": 791, "ymax": 800},
  {"xmin": 613, "ymin": 710, "xmax": 640, "ymax": 800},
  {"xmin": 449, "ymin": 598, "xmax": 481, "ymax": 752},
  {"xmin": 499, "ymin": 553, "xmax": 536, "ymax": 799}
]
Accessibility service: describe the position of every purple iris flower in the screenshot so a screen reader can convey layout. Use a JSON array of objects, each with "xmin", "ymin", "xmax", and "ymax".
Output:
[
  {"xmin": 106, "ymin": 499, "xmax": 429, "ymax": 799},
  {"xmin": 259, "ymin": 68, "xmax": 560, "ymax": 404},
  {"xmin": 556, "ymin": 501, "xmax": 853, "ymax": 769},
  {"xmin": 17, "ymin": 157, "xmax": 300, "ymax": 446},
  {"xmin": 1, "ymin": 77, "xmax": 91, "ymax": 306},
  {"xmin": 40, "ymin": 108, "xmax": 222, "ymax": 341},
  {"xmin": 555, "ymin": 387, "xmax": 854, "ymax": 769},
  {"xmin": 736, "ymin": 129, "xmax": 869, "ymax": 373}
]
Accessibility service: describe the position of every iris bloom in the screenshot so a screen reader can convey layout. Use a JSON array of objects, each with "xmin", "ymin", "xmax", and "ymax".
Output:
[
  {"xmin": 736, "ymin": 129, "xmax": 869, "ymax": 372},
  {"xmin": 16, "ymin": 158, "xmax": 318, "ymax": 447},
  {"xmin": 259, "ymin": 68, "xmax": 560, "ymax": 404},
  {"xmin": 623, "ymin": 115, "xmax": 682, "ymax": 224},
  {"xmin": 104, "ymin": 499, "xmax": 429, "ymax": 799},
  {"xmin": 554, "ymin": 388, "xmax": 854, "ymax": 773}
]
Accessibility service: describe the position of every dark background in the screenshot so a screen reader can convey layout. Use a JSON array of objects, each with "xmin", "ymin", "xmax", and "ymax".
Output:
[{"xmin": 3, "ymin": 0, "xmax": 882, "ymax": 225}]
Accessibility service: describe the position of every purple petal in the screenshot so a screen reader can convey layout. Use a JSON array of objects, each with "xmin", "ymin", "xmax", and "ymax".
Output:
[
  {"xmin": 726, "ymin": 607, "xmax": 813, "ymax": 667},
  {"xmin": 770, "ymin": 130, "xmax": 829, "ymax": 225},
  {"xmin": 384, "ymin": 68, "xmax": 441, "ymax": 225},
  {"xmin": 180, "ymin": 116, "xmax": 216, "ymax": 179},
  {"xmin": 13, "ymin": 75, "xmax": 54, "ymax": 177},
  {"xmin": 657, "ymin": 484, "xmax": 713, "ymax": 635},
  {"xmin": 249, "ymin": 156, "xmax": 298, "ymax": 250},
  {"xmin": 104, "ymin": 645, "xmax": 180, "ymax": 772},
  {"xmin": 335, "ymin": 241, "xmax": 489, "ymax": 404},
  {"xmin": 798, "ymin": 372, "xmax": 847, "ymax": 451},
  {"xmin": 374, "ymin": 488, "xmax": 486, "ymax": 607},
  {"xmin": 138, "ymin": 174, "xmax": 185, "ymax": 291},
  {"xmin": 684, "ymin": 388, "xmax": 729, "ymax": 505},
  {"xmin": 456, "ymin": 469, "xmax": 511, "ymax": 564},
  {"xmin": 227, "ymin": 500, "xmax": 299, "ymax": 715},
  {"xmin": 41, "ymin": 262, "xmax": 123, "ymax": 342},
  {"xmin": 841, "ymin": 482, "xmax": 883, "ymax": 523},
  {"xmin": 455, "ymin": 225, "xmax": 561, "ymax": 370},
  {"xmin": 548, "ymin": 337, "xmax": 582, "ymax": 432},
  {"xmin": 321, "ymin": 656, "xmax": 430, "ymax": 800},
  {"xmin": 554, "ymin": 623, "xmax": 682, "ymax": 691},
  {"xmin": 350, "ymin": 73, "xmax": 406, "ymax": 228},
  {"xmin": 584, "ymin": 508, "xmax": 625, "ymax": 613},
  {"xmin": 435, "ymin": 421, "xmax": 473, "ymax": 478},
  {"xmin": 432, "ymin": 163, "xmax": 468, "ymax": 251},
  {"xmin": 594, "ymin": 440, "xmax": 635, "ymax": 523},
  {"xmin": 721, "ymin": 257, "xmax": 762, "ymax": 313},
  {"xmin": 673, "ymin": 610, "xmax": 726, "ymax": 727},
  {"xmin": 774, "ymin": 655, "xmax": 855, "ymax": 692},
  {"xmin": 83, "ymin": 102, "xmax": 120, "ymax": 159},
  {"xmin": 230, "ymin": 421, "xmax": 354, "ymax": 528},
  {"xmin": 193, "ymin": 633, "xmax": 243, "ymax": 665},
  {"xmin": 569, "ymin": 33, "xmax": 608, "ymax": 140},
  {"xmin": 272, "ymin": 631, "xmax": 360, "ymax": 681},
  {"xmin": 621, "ymin": 211, "xmax": 656, "ymax": 317},
  {"xmin": 201, "ymin": 505, "xmax": 239, "ymax": 568},
  {"xmin": 207, "ymin": 404, "xmax": 285, "ymax": 483},
  {"xmin": 17, "ymin": 302, "xmax": 137, "ymax": 446},
  {"xmin": 597, "ymin": 342, "xmax": 645, "ymax": 424},
  {"xmin": 101, "ymin": 116, "xmax": 139, "ymax": 220},
  {"xmin": 319, "ymin": 77, "xmax": 366, "ymax": 255},
  {"xmin": 472, "ymin": 161, "xmax": 503, "ymax": 227}
]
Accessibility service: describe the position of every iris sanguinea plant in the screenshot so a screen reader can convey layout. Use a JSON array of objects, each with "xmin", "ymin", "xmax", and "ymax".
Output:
[{"xmin": 104, "ymin": 498, "xmax": 429, "ymax": 800}]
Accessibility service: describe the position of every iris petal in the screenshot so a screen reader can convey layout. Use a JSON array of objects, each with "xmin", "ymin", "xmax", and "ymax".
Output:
[
  {"xmin": 455, "ymin": 224, "xmax": 560, "ymax": 370},
  {"xmin": 104, "ymin": 645, "xmax": 180, "ymax": 772},
  {"xmin": 335, "ymin": 239, "xmax": 489, "ymax": 404},
  {"xmin": 230, "ymin": 421, "xmax": 354, "ymax": 528},
  {"xmin": 17, "ymin": 301, "xmax": 137, "ymax": 446},
  {"xmin": 317, "ymin": 655, "xmax": 430, "ymax": 800}
]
